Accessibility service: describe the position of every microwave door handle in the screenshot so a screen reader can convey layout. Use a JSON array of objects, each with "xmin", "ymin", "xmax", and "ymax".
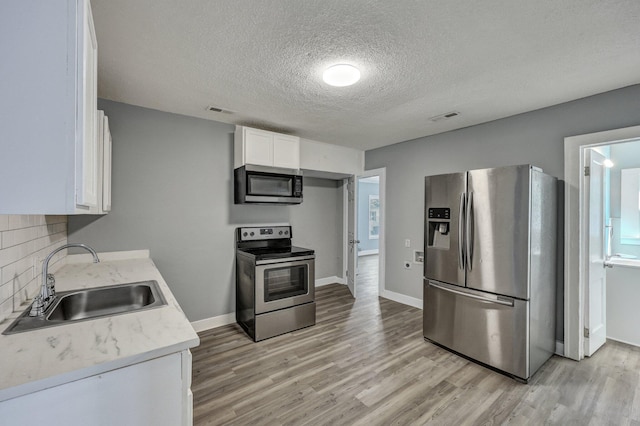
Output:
[{"xmin": 458, "ymin": 193, "xmax": 465, "ymax": 270}]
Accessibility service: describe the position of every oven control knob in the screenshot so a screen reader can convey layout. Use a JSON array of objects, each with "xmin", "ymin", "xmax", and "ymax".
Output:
[
  {"xmin": 250, "ymin": 232, "xmax": 254, "ymax": 236},
  {"xmin": 279, "ymin": 231, "xmax": 283, "ymax": 235},
  {"xmin": 284, "ymin": 230, "xmax": 289, "ymax": 235},
  {"xmin": 243, "ymin": 232, "xmax": 248, "ymax": 237}
]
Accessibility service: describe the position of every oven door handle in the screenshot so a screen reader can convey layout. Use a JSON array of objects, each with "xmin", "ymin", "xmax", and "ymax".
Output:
[{"xmin": 255, "ymin": 255, "xmax": 316, "ymax": 265}]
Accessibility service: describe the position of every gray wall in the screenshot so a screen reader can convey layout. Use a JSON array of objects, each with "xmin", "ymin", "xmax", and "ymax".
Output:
[
  {"xmin": 365, "ymin": 84, "xmax": 640, "ymax": 341},
  {"xmin": 357, "ymin": 180, "xmax": 379, "ymax": 252},
  {"xmin": 290, "ymin": 178, "xmax": 344, "ymax": 279},
  {"xmin": 68, "ymin": 100, "xmax": 343, "ymax": 322}
]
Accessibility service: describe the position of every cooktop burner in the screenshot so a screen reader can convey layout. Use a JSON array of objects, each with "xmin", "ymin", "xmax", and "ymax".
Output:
[{"xmin": 237, "ymin": 246, "xmax": 315, "ymax": 261}]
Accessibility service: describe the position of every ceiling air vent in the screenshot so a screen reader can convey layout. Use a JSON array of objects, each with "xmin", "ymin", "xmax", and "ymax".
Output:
[
  {"xmin": 206, "ymin": 105, "xmax": 233, "ymax": 114},
  {"xmin": 429, "ymin": 111, "xmax": 460, "ymax": 122}
]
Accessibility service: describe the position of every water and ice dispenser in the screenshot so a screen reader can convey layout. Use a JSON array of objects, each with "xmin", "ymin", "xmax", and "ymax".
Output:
[{"xmin": 427, "ymin": 208, "xmax": 450, "ymax": 249}]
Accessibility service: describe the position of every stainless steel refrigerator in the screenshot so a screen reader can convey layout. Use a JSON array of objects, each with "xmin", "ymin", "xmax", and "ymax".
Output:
[{"xmin": 423, "ymin": 164, "xmax": 557, "ymax": 382}]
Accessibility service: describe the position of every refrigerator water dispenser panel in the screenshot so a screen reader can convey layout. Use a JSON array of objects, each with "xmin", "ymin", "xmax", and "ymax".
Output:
[
  {"xmin": 427, "ymin": 208, "xmax": 450, "ymax": 249},
  {"xmin": 428, "ymin": 208, "xmax": 450, "ymax": 219}
]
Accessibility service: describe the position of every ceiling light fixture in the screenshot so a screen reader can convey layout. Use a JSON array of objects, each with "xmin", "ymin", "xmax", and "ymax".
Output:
[
  {"xmin": 603, "ymin": 158, "xmax": 614, "ymax": 168},
  {"xmin": 322, "ymin": 64, "xmax": 361, "ymax": 87}
]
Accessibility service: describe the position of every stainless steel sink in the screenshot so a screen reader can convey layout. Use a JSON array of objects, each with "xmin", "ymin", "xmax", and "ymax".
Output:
[{"xmin": 3, "ymin": 281, "xmax": 167, "ymax": 335}]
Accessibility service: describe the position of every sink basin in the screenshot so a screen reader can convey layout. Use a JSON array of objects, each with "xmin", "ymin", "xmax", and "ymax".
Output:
[{"xmin": 3, "ymin": 281, "xmax": 167, "ymax": 335}]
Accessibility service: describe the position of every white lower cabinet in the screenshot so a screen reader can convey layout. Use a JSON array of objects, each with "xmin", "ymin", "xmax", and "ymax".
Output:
[{"xmin": 0, "ymin": 350, "xmax": 194, "ymax": 426}]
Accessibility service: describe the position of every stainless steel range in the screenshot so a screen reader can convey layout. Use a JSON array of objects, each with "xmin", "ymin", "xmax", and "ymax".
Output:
[{"xmin": 236, "ymin": 225, "xmax": 315, "ymax": 341}]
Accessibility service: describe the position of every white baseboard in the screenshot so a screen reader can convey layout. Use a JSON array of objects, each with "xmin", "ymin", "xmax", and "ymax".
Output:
[
  {"xmin": 191, "ymin": 312, "xmax": 235, "ymax": 333},
  {"xmin": 316, "ymin": 276, "xmax": 345, "ymax": 287},
  {"xmin": 380, "ymin": 289, "xmax": 423, "ymax": 309},
  {"xmin": 606, "ymin": 336, "xmax": 640, "ymax": 348},
  {"xmin": 555, "ymin": 340, "xmax": 565, "ymax": 356},
  {"xmin": 358, "ymin": 249, "xmax": 379, "ymax": 256}
]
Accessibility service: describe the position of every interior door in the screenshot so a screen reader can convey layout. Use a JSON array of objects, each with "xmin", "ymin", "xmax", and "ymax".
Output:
[
  {"xmin": 346, "ymin": 176, "xmax": 358, "ymax": 297},
  {"xmin": 584, "ymin": 149, "xmax": 607, "ymax": 357}
]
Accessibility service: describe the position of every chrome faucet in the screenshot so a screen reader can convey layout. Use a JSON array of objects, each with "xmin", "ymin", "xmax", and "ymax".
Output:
[{"xmin": 29, "ymin": 243, "xmax": 100, "ymax": 317}]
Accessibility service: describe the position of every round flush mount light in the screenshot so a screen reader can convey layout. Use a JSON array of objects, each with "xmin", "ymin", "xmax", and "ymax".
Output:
[
  {"xmin": 603, "ymin": 158, "xmax": 614, "ymax": 168},
  {"xmin": 322, "ymin": 64, "xmax": 361, "ymax": 87}
]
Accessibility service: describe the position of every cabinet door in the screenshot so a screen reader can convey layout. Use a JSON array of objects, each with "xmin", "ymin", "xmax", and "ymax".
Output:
[
  {"xmin": 75, "ymin": 0, "xmax": 99, "ymax": 210},
  {"xmin": 273, "ymin": 134, "xmax": 300, "ymax": 169},
  {"xmin": 0, "ymin": 353, "xmax": 184, "ymax": 425},
  {"xmin": 102, "ymin": 115, "xmax": 112, "ymax": 212},
  {"xmin": 244, "ymin": 128, "xmax": 273, "ymax": 166}
]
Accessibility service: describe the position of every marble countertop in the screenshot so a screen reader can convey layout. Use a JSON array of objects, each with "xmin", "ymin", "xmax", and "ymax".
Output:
[{"xmin": 0, "ymin": 250, "xmax": 200, "ymax": 402}]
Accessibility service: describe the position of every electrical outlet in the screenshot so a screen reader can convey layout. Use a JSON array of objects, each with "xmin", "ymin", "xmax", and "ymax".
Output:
[
  {"xmin": 403, "ymin": 261, "xmax": 411, "ymax": 269},
  {"xmin": 405, "ymin": 239, "xmax": 411, "ymax": 248}
]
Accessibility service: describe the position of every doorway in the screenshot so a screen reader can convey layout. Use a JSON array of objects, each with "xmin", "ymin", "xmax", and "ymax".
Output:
[
  {"xmin": 357, "ymin": 175, "xmax": 380, "ymax": 297},
  {"xmin": 344, "ymin": 168, "xmax": 386, "ymax": 299},
  {"xmin": 564, "ymin": 125, "xmax": 640, "ymax": 361}
]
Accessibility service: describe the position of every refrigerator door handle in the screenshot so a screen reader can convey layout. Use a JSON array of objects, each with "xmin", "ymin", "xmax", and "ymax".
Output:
[
  {"xmin": 466, "ymin": 191, "xmax": 474, "ymax": 271},
  {"xmin": 428, "ymin": 281, "xmax": 514, "ymax": 307},
  {"xmin": 458, "ymin": 193, "xmax": 466, "ymax": 270}
]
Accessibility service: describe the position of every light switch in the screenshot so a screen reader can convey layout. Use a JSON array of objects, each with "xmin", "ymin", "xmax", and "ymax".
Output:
[{"xmin": 405, "ymin": 239, "xmax": 411, "ymax": 248}]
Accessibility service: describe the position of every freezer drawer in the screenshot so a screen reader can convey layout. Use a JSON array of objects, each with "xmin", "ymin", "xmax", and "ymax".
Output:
[{"xmin": 423, "ymin": 280, "xmax": 529, "ymax": 380}]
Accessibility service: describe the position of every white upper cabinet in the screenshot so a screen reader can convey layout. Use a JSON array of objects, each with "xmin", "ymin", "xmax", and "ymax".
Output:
[
  {"xmin": 243, "ymin": 127, "xmax": 274, "ymax": 167},
  {"xmin": 273, "ymin": 134, "xmax": 301, "ymax": 170},
  {"xmin": 234, "ymin": 126, "xmax": 300, "ymax": 170},
  {"xmin": 76, "ymin": 1, "xmax": 99, "ymax": 210},
  {"xmin": 0, "ymin": 0, "xmax": 101, "ymax": 214},
  {"xmin": 98, "ymin": 111, "xmax": 112, "ymax": 213}
]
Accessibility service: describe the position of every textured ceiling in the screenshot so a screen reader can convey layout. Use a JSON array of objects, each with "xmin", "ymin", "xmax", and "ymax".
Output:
[{"xmin": 92, "ymin": 0, "xmax": 640, "ymax": 151}]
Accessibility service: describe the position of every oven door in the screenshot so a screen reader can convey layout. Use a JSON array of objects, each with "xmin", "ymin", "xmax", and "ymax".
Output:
[{"xmin": 255, "ymin": 257, "xmax": 315, "ymax": 314}]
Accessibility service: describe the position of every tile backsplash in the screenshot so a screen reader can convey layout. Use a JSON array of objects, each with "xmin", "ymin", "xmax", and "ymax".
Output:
[{"xmin": 0, "ymin": 215, "xmax": 67, "ymax": 323}]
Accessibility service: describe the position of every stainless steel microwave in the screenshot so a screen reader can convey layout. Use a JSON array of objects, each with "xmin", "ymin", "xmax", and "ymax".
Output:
[{"xmin": 234, "ymin": 165, "xmax": 303, "ymax": 205}]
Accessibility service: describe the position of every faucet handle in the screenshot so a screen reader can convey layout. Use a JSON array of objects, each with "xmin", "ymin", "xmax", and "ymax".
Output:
[{"xmin": 29, "ymin": 295, "xmax": 46, "ymax": 317}]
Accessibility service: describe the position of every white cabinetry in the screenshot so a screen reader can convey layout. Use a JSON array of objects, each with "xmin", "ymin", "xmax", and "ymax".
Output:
[
  {"xmin": 0, "ymin": 0, "xmax": 100, "ymax": 214},
  {"xmin": 235, "ymin": 126, "xmax": 300, "ymax": 169},
  {"xmin": 0, "ymin": 350, "xmax": 194, "ymax": 426},
  {"xmin": 98, "ymin": 111, "xmax": 113, "ymax": 213},
  {"xmin": 299, "ymin": 138, "xmax": 364, "ymax": 177},
  {"xmin": 273, "ymin": 133, "xmax": 301, "ymax": 169}
]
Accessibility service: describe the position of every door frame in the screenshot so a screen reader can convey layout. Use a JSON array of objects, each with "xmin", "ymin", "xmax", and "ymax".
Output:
[
  {"xmin": 564, "ymin": 124, "xmax": 640, "ymax": 361},
  {"xmin": 343, "ymin": 167, "xmax": 386, "ymax": 296}
]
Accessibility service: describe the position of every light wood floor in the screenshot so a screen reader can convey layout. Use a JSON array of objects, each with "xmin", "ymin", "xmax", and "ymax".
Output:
[{"xmin": 192, "ymin": 258, "xmax": 640, "ymax": 425}]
